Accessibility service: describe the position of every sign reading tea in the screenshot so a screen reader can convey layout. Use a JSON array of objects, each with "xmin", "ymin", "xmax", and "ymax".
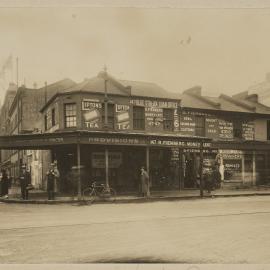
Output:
[
  {"xmin": 115, "ymin": 104, "xmax": 130, "ymax": 130},
  {"xmin": 82, "ymin": 99, "xmax": 102, "ymax": 129}
]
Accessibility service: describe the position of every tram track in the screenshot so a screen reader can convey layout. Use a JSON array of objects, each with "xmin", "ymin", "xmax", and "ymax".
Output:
[{"xmin": 1, "ymin": 209, "xmax": 270, "ymax": 232}]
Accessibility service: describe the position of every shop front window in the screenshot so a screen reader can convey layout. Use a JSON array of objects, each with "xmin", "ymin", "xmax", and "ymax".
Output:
[
  {"xmin": 133, "ymin": 106, "xmax": 145, "ymax": 130},
  {"xmin": 163, "ymin": 109, "xmax": 174, "ymax": 131},
  {"xmin": 64, "ymin": 103, "xmax": 77, "ymax": 128}
]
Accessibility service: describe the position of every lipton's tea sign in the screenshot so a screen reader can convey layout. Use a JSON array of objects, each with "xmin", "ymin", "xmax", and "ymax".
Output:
[
  {"xmin": 82, "ymin": 99, "xmax": 102, "ymax": 129},
  {"xmin": 116, "ymin": 104, "xmax": 130, "ymax": 130}
]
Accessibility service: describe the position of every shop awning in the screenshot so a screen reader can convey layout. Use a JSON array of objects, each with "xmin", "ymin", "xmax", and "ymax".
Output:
[{"xmin": 0, "ymin": 130, "xmax": 212, "ymax": 150}]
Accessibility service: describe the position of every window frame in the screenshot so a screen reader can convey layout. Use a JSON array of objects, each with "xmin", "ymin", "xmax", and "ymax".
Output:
[
  {"xmin": 133, "ymin": 106, "xmax": 145, "ymax": 130},
  {"xmin": 163, "ymin": 108, "xmax": 174, "ymax": 131},
  {"xmin": 64, "ymin": 103, "xmax": 77, "ymax": 128},
  {"xmin": 44, "ymin": 114, "xmax": 47, "ymax": 131},
  {"xmin": 51, "ymin": 108, "xmax": 56, "ymax": 127},
  {"xmin": 233, "ymin": 120, "xmax": 243, "ymax": 139},
  {"xmin": 194, "ymin": 115, "xmax": 205, "ymax": 137}
]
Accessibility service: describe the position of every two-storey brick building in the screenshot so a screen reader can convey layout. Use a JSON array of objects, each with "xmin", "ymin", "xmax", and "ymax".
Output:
[{"xmin": 0, "ymin": 70, "xmax": 270, "ymax": 197}]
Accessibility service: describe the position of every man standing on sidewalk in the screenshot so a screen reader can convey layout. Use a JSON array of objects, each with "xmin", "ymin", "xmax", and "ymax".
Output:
[
  {"xmin": 47, "ymin": 164, "xmax": 56, "ymax": 200},
  {"xmin": 140, "ymin": 167, "xmax": 150, "ymax": 197},
  {"xmin": 19, "ymin": 165, "xmax": 30, "ymax": 200}
]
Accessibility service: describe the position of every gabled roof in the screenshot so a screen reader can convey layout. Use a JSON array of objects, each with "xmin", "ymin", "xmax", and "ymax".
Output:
[{"xmin": 181, "ymin": 86, "xmax": 270, "ymax": 115}]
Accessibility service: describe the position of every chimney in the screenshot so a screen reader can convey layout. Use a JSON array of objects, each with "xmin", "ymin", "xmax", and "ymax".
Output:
[{"xmin": 33, "ymin": 82, "xmax": 37, "ymax": 89}]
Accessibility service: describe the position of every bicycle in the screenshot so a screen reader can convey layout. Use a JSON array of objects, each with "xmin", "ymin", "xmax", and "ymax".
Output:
[{"xmin": 82, "ymin": 181, "xmax": 117, "ymax": 204}]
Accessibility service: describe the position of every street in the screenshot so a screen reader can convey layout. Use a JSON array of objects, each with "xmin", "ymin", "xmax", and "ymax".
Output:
[{"xmin": 0, "ymin": 196, "xmax": 270, "ymax": 263}]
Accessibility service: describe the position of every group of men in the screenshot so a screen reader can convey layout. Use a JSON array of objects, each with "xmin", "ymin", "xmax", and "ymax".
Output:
[{"xmin": 19, "ymin": 162, "xmax": 59, "ymax": 200}]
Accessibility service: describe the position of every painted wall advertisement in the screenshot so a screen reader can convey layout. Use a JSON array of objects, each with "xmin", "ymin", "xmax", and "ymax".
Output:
[
  {"xmin": 242, "ymin": 122, "xmax": 255, "ymax": 140},
  {"xmin": 82, "ymin": 99, "xmax": 102, "ymax": 129},
  {"xmin": 220, "ymin": 150, "xmax": 243, "ymax": 181},
  {"xmin": 115, "ymin": 104, "xmax": 130, "ymax": 130}
]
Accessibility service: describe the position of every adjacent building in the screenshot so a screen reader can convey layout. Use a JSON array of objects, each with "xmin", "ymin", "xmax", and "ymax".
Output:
[{"xmin": 0, "ymin": 79, "xmax": 76, "ymax": 188}]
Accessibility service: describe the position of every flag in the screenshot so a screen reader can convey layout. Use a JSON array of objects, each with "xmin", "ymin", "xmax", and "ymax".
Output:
[{"xmin": 3, "ymin": 54, "xmax": 13, "ymax": 70}]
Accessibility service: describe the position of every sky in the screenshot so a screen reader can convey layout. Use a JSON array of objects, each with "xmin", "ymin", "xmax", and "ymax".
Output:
[{"xmin": 1, "ymin": 7, "xmax": 270, "ymax": 101}]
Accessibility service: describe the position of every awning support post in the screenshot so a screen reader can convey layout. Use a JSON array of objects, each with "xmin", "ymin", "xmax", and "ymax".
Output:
[
  {"xmin": 77, "ymin": 143, "xmax": 81, "ymax": 199},
  {"xmin": 105, "ymin": 148, "xmax": 110, "ymax": 190}
]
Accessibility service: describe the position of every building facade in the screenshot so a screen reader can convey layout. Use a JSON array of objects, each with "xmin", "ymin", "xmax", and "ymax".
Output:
[{"xmin": 0, "ymin": 71, "xmax": 270, "ymax": 196}]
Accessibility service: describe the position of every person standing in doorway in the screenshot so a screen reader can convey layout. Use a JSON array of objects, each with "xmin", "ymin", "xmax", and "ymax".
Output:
[
  {"xmin": 52, "ymin": 161, "xmax": 60, "ymax": 194},
  {"xmin": 1, "ymin": 169, "xmax": 9, "ymax": 198},
  {"xmin": 140, "ymin": 167, "xmax": 150, "ymax": 197},
  {"xmin": 47, "ymin": 164, "xmax": 56, "ymax": 200}
]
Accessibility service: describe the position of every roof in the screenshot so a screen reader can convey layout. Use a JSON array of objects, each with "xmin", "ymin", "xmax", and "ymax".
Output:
[
  {"xmin": 181, "ymin": 86, "xmax": 270, "ymax": 115},
  {"xmin": 40, "ymin": 71, "xmax": 180, "ymax": 112},
  {"xmin": 9, "ymin": 78, "xmax": 76, "ymax": 115},
  {"xmin": 64, "ymin": 71, "xmax": 179, "ymax": 100},
  {"xmin": 38, "ymin": 78, "xmax": 76, "ymax": 100}
]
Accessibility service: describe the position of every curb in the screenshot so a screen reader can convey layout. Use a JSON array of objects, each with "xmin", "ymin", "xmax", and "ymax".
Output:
[{"xmin": 1, "ymin": 192, "xmax": 270, "ymax": 204}]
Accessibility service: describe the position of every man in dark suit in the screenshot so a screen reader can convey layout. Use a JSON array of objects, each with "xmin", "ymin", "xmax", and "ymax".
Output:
[{"xmin": 19, "ymin": 165, "xmax": 31, "ymax": 200}]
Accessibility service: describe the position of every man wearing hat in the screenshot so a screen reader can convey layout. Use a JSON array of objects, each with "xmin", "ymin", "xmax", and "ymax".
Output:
[
  {"xmin": 47, "ymin": 163, "xmax": 57, "ymax": 200},
  {"xmin": 19, "ymin": 164, "xmax": 31, "ymax": 200}
]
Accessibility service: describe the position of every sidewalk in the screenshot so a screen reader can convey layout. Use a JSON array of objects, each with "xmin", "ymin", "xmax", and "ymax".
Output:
[{"xmin": 1, "ymin": 185, "xmax": 270, "ymax": 204}]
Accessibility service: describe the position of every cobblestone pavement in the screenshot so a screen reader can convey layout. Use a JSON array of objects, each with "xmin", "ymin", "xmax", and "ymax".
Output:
[{"xmin": 0, "ymin": 196, "xmax": 270, "ymax": 263}]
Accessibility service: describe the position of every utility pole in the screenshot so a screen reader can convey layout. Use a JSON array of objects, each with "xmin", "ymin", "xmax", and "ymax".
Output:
[
  {"xmin": 103, "ymin": 65, "xmax": 110, "ymax": 193},
  {"xmin": 200, "ymin": 141, "xmax": 204, "ymax": 197}
]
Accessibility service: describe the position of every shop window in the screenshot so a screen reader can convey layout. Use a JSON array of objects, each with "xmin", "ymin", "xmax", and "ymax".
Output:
[
  {"xmin": 233, "ymin": 121, "xmax": 242, "ymax": 139},
  {"xmin": 64, "ymin": 103, "xmax": 77, "ymax": 128},
  {"xmin": 51, "ymin": 108, "xmax": 55, "ymax": 126},
  {"xmin": 267, "ymin": 120, "xmax": 270, "ymax": 140},
  {"xmin": 102, "ymin": 103, "xmax": 115, "ymax": 129},
  {"xmin": 44, "ymin": 114, "xmax": 47, "ymax": 130},
  {"xmin": 163, "ymin": 109, "xmax": 174, "ymax": 131},
  {"xmin": 133, "ymin": 106, "xmax": 145, "ymax": 130},
  {"xmin": 195, "ymin": 115, "xmax": 205, "ymax": 136}
]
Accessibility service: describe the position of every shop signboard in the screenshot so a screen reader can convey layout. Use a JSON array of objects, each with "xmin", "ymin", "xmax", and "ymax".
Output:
[
  {"xmin": 218, "ymin": 119, "xmax": 234, "ymax": 140},
  {"xmin": 205, "ymin": 117, "xmax": 219, "ymax": 139},
  {"xmin": 220, "ymin": 150, "xmax": 243, "ymax": 181},
  {"xmin": 242, "ymin": 122, "xmax": 255, "ymax": 140},
  {"xmin": 115, "ymin": 104, "xmax": 130, "ymax": 130},
  {"xmin": 173, "ymin": 109, "xmax": 179, "ymax": 132},
  {"xmin": 87, "ymin": 136, "xmax": 147, "ymax": 145},
  {"xmin": 130, "ymin": 99, "xmax": 179, "ymax": 132},
  {"xmin": 145, "ymin": 107, "xmax": 163, "ymax": 131},
  {"xmin": 92, "ymin": 152, "xmax": 122, "ymax": 168},
  {"xmin": 82, "ymin": 99, "xmax": 102, "ymax": 129},
  {"xmin": 179, "ymin": 115, "xmax": 195, "ymax": 136}
]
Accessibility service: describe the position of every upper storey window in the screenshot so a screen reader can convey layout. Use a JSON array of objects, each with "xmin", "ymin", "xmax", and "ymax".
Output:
[{"xmin": 64, "ymin": 103, "xmax": 77, "ymax": 128}]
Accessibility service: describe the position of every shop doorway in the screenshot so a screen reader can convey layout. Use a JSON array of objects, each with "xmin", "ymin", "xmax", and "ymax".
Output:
[{"xmin": 149, "ymin": 148, "xmax": 180, "ymax": 191}]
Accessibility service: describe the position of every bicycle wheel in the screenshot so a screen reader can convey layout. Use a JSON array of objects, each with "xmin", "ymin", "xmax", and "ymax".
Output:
[
  {"xmin": 82, "ymin": 187, "xmax": 96, "ymax": 204},
  {"xmin": 100, "ymin": 187, "xmax": 117, "ymax": 202}
]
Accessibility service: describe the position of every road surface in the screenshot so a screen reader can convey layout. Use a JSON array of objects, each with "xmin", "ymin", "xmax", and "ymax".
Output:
[{"xmin": 0, "ymin": 196, "xmax": 270, "ymax": 263}]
